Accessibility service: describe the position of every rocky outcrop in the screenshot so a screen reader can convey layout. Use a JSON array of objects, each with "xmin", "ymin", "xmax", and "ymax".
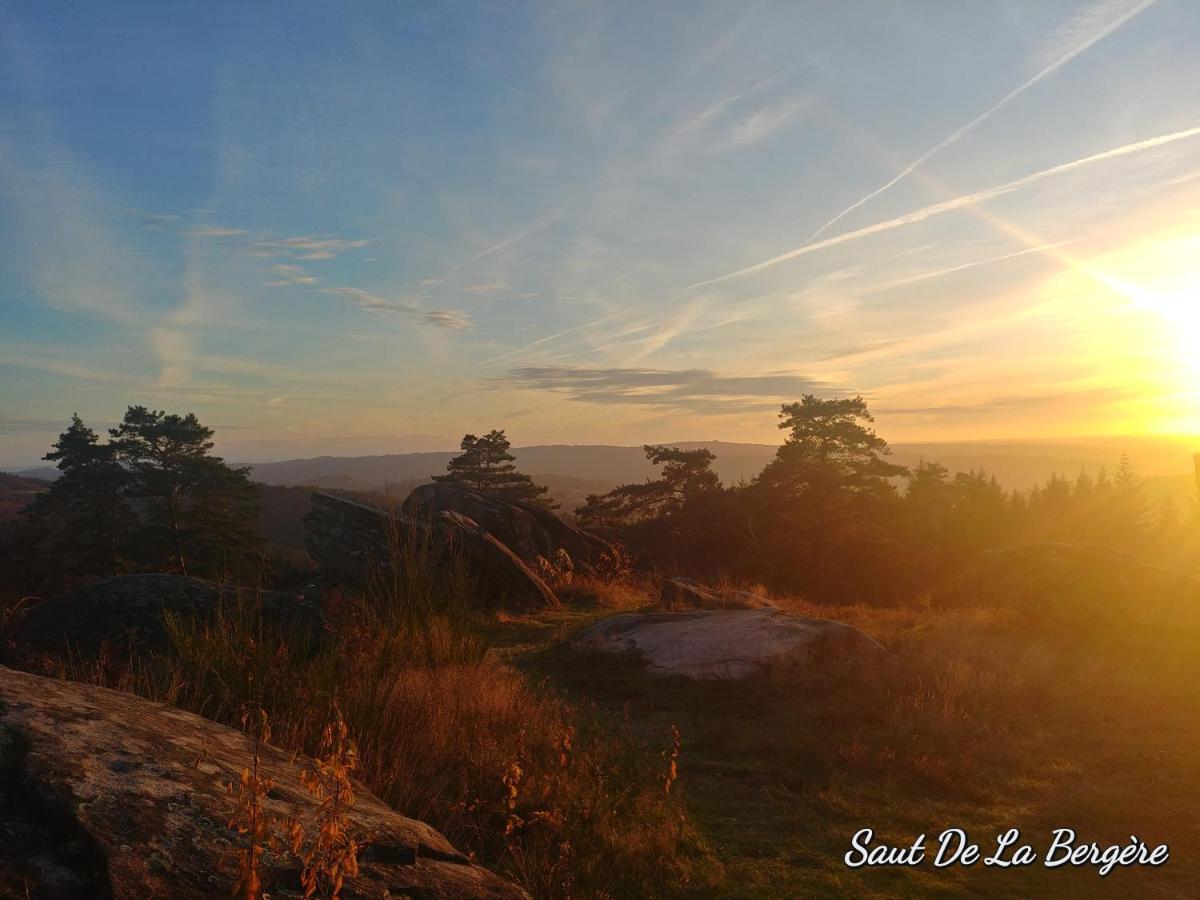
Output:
[
  {"xmin": 658, "ymin": 577, "xmax": 777, "ymax": 611},
  {"xmin": 304, "ymin": 493, "xmax": 559, "ymax": 611},
  {"xmin": 437, "ymin": 510, "xmax": 560, "ymax": 611},
  {"xmin": 402, "ymin": 482, "xmax": 619, "ymax": 574},
  {"xmin": 304, "ymin": 493, "xmax": 397, "ymax": 587},
  {"xmin": 0, "ymin": 666, "xmax": 528, "ymax": 899},
  {"xmin": 15, "ymin": 574, "xmax": 325, "ymax": 662},
  {"xmin": 574, "ymin": 608, "xmax": 891, "ymax": 680}
]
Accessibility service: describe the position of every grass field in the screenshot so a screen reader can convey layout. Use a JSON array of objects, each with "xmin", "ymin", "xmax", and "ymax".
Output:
[
  {"xmin": 60, "ymin": 562, "xmax": 1200, "ymax": 898},
  {"xmin": 494, "ymin": 579, "xmax": 1200, "ymax": 899}
]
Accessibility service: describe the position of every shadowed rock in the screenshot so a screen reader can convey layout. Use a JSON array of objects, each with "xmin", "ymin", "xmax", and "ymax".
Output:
[
  {"xmin": 658, "ymin": 577, "xmax": 777, "ymax": 611},
  {"xmin": 402, "ymin": 482, "xmax": 619, "ymax": 574},
  {"xmin": 15, "ymin": 574, "xmax": 325, "ymax": 663},
  {"xmin": 575, "ymin": 608, "xmax": 891, "ymax": 680},
  {"xmin": 0, "ymin": 666, "xmax": 529, "ymax": 899},
  {"xmin": 304, "ymin": 493, "xmax": 559, "ymax": 611}
]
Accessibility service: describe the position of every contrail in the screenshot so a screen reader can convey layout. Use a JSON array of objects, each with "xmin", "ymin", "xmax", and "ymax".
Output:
[
  {"xmin": 803, "ymin": 0, "xmax": 1159, "ymax": 243},
  {"xmin": 689, "ymin": 125, "xmax": 1200, "ymax": 289},
  {"xmin": 857, "ymin": 239, "xmax": 1081, "ymax": 296}
]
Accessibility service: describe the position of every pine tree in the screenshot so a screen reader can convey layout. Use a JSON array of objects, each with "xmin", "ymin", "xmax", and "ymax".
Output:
[
  {"xmin": 434, "ymin": 430, "xmax": 552, "ymax": 505},
  {"xmin": 26, "ymin": 414, "xmax": 129, "ymax": 576},
  {"xmin": 109, "ymin": 406, "xmax": 260, "ymax": 575},
  {"xmin": 753, "ymin": 395, "xmax": 907, "ymax": 600}
]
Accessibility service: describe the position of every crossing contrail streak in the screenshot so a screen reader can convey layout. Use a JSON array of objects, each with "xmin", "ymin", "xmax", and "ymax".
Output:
[
  {"xmin": 803, "ymin": 0, "xmax": 1159, "ymax": 244},
  {"xmin": 689, "ymin": 124, "xmax": 1200, "ymax": 289}
]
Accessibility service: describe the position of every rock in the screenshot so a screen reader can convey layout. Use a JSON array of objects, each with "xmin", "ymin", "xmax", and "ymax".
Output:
[
  {"xmin": 658, "ymin": 577, "xmax": 776, "ymax": 611},
  {"xmin": 304, "ymin": 493, "xmax": 559, "ymax": 611},
  {"xmin": 0, "ymin": 666, "xmax": 528, "ymax": 899},
  {"xmin": 15, "ymin": 574, "xmax": 326, "ymax": 663},
  {"xmin": 402, "ymin": 482, "xmax": 619, "ymax": 575},
  {"xmin": 303, "ymin": 492, "xmax": 397, "ymax": 588},
  {"xmin": 574, "ymin": 608, "xmax": 891, "ymax": 680},
  {"xmin": 436, "ymin": 510, "xmax": 560, "ymax": 611}
]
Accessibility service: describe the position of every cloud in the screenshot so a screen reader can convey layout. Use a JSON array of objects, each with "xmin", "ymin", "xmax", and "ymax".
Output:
[
  {"xmin": 471, "ymin": 212, "xmax": 563, "ymax": 261},
  {"xmin": 498, "ymin": 364, "xmax": 828, "ymax": 412},
  {"xmin": 476, "ymin": 313, "xmax": 622, "ymax": 367},
  {"xmin": 690, "ymin": 124, "xmax": 1200, "ymax": 288},
  {"xmin": 320, "ymin": 287, "xmax": 473, "ymax": 330},
  {"xmin": 856, "ymin": 240, "xmax": 1079, "ymax": 297},
  {"xmin": 718, "ymin": 98, "xmax": 809, "ymax": 151},
  {"xmin": 250, "ymin": 234, "xmax": 374, "ymax": 260},
  {"xmin": 465, "ymin": 281, "xmax": 506, "ymax": 295},
  {"xmin": 321, "ymin": 286, "xmax": 418, "ymax": 313},
  {"xmin": 187, "ymin": 227, "xmax": 250, "ymax": 237},
  {"xmin": 266, "ymin": 264, "xmax": 319, "ymax": 287},
  {"xmin": 878, "ymin": 385, "xmax": 1142, "ymax": 418},
  {"xmin": 805, "ymin": 0, "xmax": 1159, "ymax": 242},
  {"xmin": 418, "ymin": 310, "xmax": 474, "ymax": 330}
]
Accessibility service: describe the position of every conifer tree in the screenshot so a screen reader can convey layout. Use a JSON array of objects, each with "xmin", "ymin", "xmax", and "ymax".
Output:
[
  {"xmin": 27, "ymin": 413, "xmax": 129, "ymax": 576},
  {"xmin": 109, "ymin": 406, "xmax": 260, "ymax": 575},
  {"xmin": 435, "ymin": 430, "xmax": 552, "ymax": 505}
]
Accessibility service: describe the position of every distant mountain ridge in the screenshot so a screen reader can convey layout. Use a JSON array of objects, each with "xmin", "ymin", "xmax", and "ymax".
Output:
[{"xmin": 16, "ymin": 436, "xmax": 1198, "ymax": 504}]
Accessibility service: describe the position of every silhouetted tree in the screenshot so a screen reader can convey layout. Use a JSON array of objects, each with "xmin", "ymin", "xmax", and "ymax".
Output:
[
  {"xmin": 751, "ymin": 395, "xmax": 907, "ymax": 600},
  {"xmin": 108, "ymin": 406, "xmax": 260, "ymax": 575},
  {"xmin": 577, "ymin": 445, "xmax": 735, "ymax": 568},
  {"xmin": 435, "ymin": 430, "xmax": 553, "ymax": 505},
  {"xmin": 25, "ymin": 414, "xmax": 130, "ymax": 577}
]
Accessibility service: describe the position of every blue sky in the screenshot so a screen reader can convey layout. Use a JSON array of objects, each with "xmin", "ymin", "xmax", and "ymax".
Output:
[{"xmin": 3, "ymin": 1, "xmax": 1200, "ymax": 466}]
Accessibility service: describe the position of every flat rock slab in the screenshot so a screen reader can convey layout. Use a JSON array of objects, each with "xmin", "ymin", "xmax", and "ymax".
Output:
[
  {"xmin": 0, "ymin": 666, "xmax": 528, "ymax": 899},
  {"xmin": 575, "ymin": 608, "xmax": 891, "ymax": 680}
]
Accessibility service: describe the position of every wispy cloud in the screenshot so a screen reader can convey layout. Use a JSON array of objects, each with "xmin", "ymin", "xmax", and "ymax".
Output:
[
  {"xmin": 717, "ymin": 98, "xmax": 809, "ymax": 151},
  {"xmin": 465, "ymin": 281, "xmax": 506, "ymax": 295},
  {"xmin": 250, "ymin": 233, "xmax": 374, "ymax": 260},
  {"xmin": 498, "ymin": 364, "xmax": 828, "ymax": 412},
  {"xmin": 690, "ymin": 124, "xmax": 1200, "ymax": 288},
  {"xmin": 857, "ymin": 240, "xmax": 1080, "ymax": 297},
  {"xmin": 805, "ymin": 0, "xmax": 1159, "ymax": 242},
  {"xmin": 266, "ymin": 263, "xmax": 318, "ymax": 287},
  {"xmin": 187, "ymin": 226, "xmax": 250, "ymax": 237},
  {"xmin": 476, "ymin": 313, "xmax": 623, "ymax": 367},
  {"xmin": 320, "ymin": 286, "xmax": 472, "ymax": 330},
  {"xmin": 471, "ymin": 212, "xmax": 563, "ymax": 261},
  {"xmin": 418, "ymin": 310, "xmax": 474, "ymax": 330},
  {"xmin": 321, "ymin": 286, "xmax": 418, "ymax": 313}
]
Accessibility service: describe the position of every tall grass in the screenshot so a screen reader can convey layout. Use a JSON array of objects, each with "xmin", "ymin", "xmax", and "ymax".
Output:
[{"xmin": 74, "ymin": 513, "xmax": 710, "ymax": 898}]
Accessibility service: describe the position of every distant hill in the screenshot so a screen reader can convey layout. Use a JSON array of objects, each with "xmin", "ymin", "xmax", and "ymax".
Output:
[
  {"xmin": 238, "ymin": 436, "xmax": 1199, "ymax": 493},
  {"xmin": 240, "ymin": 442, "xmax": 775, "ymax": 494},
  {"xmin": 0, "ymin": 471, "xmax": 50, "ymax": 520},
  {"xmin": 15, "ymin": 436, "xmax": 1198, "ymax": 511}
]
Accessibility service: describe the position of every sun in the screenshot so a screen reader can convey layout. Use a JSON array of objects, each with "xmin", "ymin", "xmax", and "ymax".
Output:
[
  {"xmin": 1031, "ymin": 226, "xmax": 1200, "ymax": 435},
  {"xmin": 1093, "ymin": 230, "xmax": 1200, "ymax": 431}
]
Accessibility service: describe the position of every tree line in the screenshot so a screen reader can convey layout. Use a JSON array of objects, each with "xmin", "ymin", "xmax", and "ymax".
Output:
[
  {"xmin": 4, "ymin": 399, "xmax": 1196, "ymax": 606},
  {"xmin": 12, "ymin": 407, "xmax": 260, "ymax": 587},
  {"xmin": 575, "ymin": 396, "xmax": 1200, "ymax": 602}
]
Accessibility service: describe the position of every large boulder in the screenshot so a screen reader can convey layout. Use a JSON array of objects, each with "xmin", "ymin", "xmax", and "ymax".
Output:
[
  {"xmin": 14, "ymin": 574, "xmax": 325, "ymax": 662},
  {"xmin": 304, "ymin": 493, "xmax": 559, "ymax": 611},
  {"xmin": 0, "ymin": 666, "xmax": 528, "ymax": 899},
  {"xmin": 574, "ymin": 608, "xmax": 891, "ymax": 680},
  {"xmin": 402, "ymin": 482, "xmax": 619, "ymax": 575},
  {"xmin": 658, "ymin": 577, "xmax": 777, "ymax": 611}
]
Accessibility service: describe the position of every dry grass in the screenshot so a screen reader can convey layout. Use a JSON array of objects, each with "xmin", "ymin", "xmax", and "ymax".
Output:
[
  {"xmin": 553, "ymin": 572, "xmax": 654, "ymax": 610},
  {"xmin": 51, "ymin": 545, "xmax": 1200, "ymax": 897},
  {"xmin": 70, "ymin": 535, "xmax": 713, "ymax": 899}
]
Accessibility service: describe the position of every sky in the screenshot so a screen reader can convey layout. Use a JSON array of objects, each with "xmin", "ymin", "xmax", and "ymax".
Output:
[{"xmin": 2, "ymin": 1, "xmax": 1200, "ymax": 467}]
